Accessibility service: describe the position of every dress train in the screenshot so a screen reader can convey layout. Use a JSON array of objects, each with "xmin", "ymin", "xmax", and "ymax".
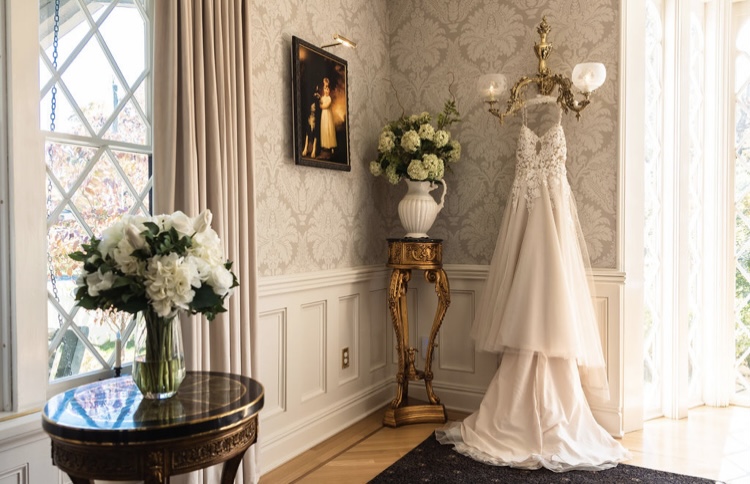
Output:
[{"xmin": 435, "ymin": 352, "xmax": 630, "ymax": 472}]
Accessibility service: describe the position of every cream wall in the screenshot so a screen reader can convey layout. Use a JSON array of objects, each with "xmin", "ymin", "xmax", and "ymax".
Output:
[{"xmin": 250, "ymin": 0, "xmax": 620, "ymax": 274}]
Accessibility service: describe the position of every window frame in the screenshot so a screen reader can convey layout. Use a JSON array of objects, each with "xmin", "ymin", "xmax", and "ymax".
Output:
[
  {"xmin": 1, "ymin": 0, "xmax": 48, "ymax": 417},
  {"xmin": 40, "ymin": 0, "xmax": 154, "ymax": 394},
  {"xmin": 0, "ymin": 0, "xmax": 11, "ymax": 412}
]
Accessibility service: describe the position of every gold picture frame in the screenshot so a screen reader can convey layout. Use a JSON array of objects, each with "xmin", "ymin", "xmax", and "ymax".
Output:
[{"xmin": 291, "ymin": 36, "xmax": 351, "ymax": 171}]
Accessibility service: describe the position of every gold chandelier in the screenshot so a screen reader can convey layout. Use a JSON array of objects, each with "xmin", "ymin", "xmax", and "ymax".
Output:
[{"xmin": 479, "ymin": 17, "xmax": 606, "ymax": 124}]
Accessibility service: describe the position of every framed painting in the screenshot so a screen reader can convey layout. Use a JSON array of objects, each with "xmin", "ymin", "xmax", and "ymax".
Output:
[{"xmin": 291, "ymin": 36, "xmax": 351, "ymax": 171}]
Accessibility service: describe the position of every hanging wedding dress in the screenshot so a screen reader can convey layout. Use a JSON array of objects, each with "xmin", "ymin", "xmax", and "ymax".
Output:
[{"xmin": 436, "ymin": 103, "xmax": 630, "ymax": 472}]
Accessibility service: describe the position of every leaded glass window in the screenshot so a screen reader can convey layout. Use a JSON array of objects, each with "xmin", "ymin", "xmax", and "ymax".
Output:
[{"xmin": 40, "ymin": 0, "xmax": 152, "ymax": 383}]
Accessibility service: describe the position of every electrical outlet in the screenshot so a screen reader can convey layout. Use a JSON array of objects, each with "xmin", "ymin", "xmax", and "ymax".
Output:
[{"xmin": 342, "ymin": 347, "xmax": 350, "ymax": 369}]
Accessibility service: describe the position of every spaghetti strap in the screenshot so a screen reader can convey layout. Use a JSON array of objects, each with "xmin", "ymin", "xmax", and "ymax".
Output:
[{"xmin": 522, "ymin": 106, "xmax": 528, "ymax": 126}]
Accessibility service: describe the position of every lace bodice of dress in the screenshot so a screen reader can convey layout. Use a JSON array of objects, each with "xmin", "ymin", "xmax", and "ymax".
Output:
[{"xmin": 511, "ymin": 108, "xmax": 569, "ymax": 211}]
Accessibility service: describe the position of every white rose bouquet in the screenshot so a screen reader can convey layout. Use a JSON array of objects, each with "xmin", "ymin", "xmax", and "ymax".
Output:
[
  {"xmin": 369, "ymin": 98, "xmax": 461, "ymax": 184},
  {"xmin": 69, "ymin": 209, "xmax": 237, "ymax": 398},
  {"xmin": 69, "ymin": 209, "xmax": 237, "ymax": 321}
]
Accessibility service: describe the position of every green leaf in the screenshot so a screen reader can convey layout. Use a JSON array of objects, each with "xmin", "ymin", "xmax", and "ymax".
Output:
[
  {"xmin": 111, "ymin": 276, "xmax": 131, "ymax": 289},
  {"xmin": 191, "ymin": 284, "xmax": 221, "ymax": 310},
  {"xmin": 131, "ymin": 248, "xmax": 151, "ymax": 260},
  {"xmin": 69, "ymin": 252, "xmax": 87, "ymax": 262},
  {"xmin": 144, "ymin": 221, "xmax": 160, "ymax": 235},
  {"xmin": 76, "ymin": 297, "xmax": 99, "ymax": 310},
  {"xmin": 115, "ymin": 298, "xmax": 147, "ymax": 314}
]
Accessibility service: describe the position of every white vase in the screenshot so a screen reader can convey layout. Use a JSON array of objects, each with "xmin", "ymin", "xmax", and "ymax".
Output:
[{"xmin": 397, "ymin": 179, "xmax": 448, "ymax": 238}]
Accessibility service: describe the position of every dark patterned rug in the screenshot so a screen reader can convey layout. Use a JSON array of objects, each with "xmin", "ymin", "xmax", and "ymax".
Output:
[{"xmin": 369, "ymin": 433, "xmax": 722, "ymax": 483}]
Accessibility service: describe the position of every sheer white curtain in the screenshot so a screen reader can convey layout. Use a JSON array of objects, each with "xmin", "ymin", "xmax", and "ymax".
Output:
[{"xmin": 153, "ymin": 1, "xmax": 259, "ymax": 482}]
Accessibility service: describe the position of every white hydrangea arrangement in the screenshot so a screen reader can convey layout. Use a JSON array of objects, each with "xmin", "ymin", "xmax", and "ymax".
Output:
[
  {"xmin": 370, "ymin": 98, "xmax": 461, "ymax": 184},
  {"xmin": 69, "ymin": 210, "xmax": 237, "ymax": 321}
]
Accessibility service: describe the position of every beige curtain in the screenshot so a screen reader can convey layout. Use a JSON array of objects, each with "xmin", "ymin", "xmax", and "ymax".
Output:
[{"xmin": 153, "ymin": 1, "xmax": 259, "ymax": 482}]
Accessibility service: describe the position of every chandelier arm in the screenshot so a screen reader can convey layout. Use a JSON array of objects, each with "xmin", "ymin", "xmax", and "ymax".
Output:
[
  {"xmin": 488, "ymin": 76, "xmax": 536, "ymax": 125},
  {"xmin": 481, "ymin": 18, "xmax": 602, "ymax": 125},
  {"xmin": 487, "ymin": 74, "xmax": 593, "ymax": 123},
  {"xmin": 551, "ymin": 74, "xmax": 591, "ymax": 119}
]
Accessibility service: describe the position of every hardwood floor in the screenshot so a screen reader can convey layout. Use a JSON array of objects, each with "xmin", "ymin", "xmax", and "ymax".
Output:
[{"xmin": 260, "ymin": 405, "xmax": 750, "ymax": 483}]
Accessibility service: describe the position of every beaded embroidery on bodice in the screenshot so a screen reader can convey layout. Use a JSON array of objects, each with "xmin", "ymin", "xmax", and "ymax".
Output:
[{"xmin": 511, "ymin": 109, "xmax": 569, "ymax": 211}]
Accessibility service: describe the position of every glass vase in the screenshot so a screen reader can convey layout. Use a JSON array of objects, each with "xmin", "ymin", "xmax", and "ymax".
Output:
[{"xmin": 132, "ymin": 309, "xmax": 186, "ymax": 399}]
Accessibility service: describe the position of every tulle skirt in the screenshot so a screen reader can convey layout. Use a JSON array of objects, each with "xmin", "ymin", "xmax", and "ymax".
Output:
[{"xmin": 470, "ymin": 177, "xmax": 609, "ymax": 400}]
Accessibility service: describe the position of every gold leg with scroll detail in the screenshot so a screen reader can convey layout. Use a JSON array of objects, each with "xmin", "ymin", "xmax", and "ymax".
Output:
[
  {"xmin": 384, "ymin": 267, "xmax": 449, "ymax": 427},
  {"xmin": 386, "ymin": 268, "xmax": 411, "ymax": 409},
  {"xmin": 423, "ymin": 268, "xmax": 451, "ymax": 405}
]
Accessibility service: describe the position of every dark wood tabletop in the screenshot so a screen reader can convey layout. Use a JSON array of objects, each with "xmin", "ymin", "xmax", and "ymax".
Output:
[{"xmin": 42, "ymin": 371, "xmax": 264, "ymax": 484}]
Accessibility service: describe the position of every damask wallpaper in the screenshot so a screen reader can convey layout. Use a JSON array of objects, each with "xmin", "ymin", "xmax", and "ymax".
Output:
[
  {"xmin": 251, "ymin": 0, "xmax": 619, "ymax": 276},
  {"xmin": 250, "ymin": 0, "xmax": 394, "ymax": 276}
]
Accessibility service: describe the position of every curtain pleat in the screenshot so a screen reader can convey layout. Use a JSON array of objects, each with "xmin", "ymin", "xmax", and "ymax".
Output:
[{"xmin": 153, "ymin": 1, "xmax": 259, "ymax": 482}]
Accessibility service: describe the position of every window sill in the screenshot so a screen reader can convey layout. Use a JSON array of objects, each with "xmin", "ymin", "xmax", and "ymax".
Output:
[{"xmin": 0, "ymin": 410, "xmax": 45, "ymax": 451}]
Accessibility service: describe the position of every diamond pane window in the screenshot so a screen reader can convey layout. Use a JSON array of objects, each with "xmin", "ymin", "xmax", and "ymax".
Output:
[{"xmin": 40, "ymin": 0, "xmax": 152, "ymax": 382}]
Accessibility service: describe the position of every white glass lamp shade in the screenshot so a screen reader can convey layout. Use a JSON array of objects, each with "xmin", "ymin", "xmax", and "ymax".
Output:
[
  {"xmin": 572, "ymin": 62, "xmax": 606, "ymax": 93},
  {"xmin": 477, "ymin": 73, "xmax": 507, "ymax": 102}
]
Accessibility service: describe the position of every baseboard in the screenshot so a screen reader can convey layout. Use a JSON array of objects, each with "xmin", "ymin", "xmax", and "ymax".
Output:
[
  {"xmin": 591, "ymin": 404, "xmax": 625, "ymax": 438},
  {"xmin": 259, "ymin": 380, "xmax": 394, "ymax": 472},
  {"xmin": 406, "ymin": 382, "xmax": 486, "ymax": 415}
]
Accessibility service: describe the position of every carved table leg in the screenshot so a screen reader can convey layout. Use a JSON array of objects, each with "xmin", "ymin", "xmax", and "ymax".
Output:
[
  {"xmin": 387, "ymin": 268, "xmax": 411, "ymax": 408},
  {"xmin": 423, "ymin": 268, "xmax": 451, "ymax": 405},
  {"xmin": 220, "ymin": 449, "xmax": 248, "ymax": 484}
]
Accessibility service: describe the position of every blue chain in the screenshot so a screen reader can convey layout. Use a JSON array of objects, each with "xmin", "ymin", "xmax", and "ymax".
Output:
[
  {"xmin": 49, "ymin": 0, "xmax": 60, "ymax": 132},
  {"xmin": 47, "ymin": 0, "xmax": 63, "ymax": 340}
]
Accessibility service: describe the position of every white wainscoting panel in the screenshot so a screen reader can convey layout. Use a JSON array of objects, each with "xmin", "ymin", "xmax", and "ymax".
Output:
[
  {"xmin": 257, "ymin": 309, "xmax": 287, "ymax": 419},
  {"xmin": 593, "ymin": 296, "xmax": 610, "ymax": 366},
  {"xmin": 338, "ymin": 294, "xmax": 360, "ymax": 385},
  {"xmin": 437, "ymin": 289, "xmax": 476, "ymax": 374},
  {"xmin": 368, "ymin": 289, "xmax": 388, "ymax": 372},
  {"xmin": 0, "ymin": 464, "xmax": 27, "ymax": 484},
  {"xmin": 299, "ymin": 301, "xmax": 327, "ymax": 403},
  {"xmin": 590, "ymin": 272, "xmax": 626, "ymax": 437}
]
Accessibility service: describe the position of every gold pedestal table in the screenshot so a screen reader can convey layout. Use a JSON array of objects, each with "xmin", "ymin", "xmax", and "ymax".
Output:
[
  {"xmin": 42, "ymin": 371, "xmax": 263, "ymax": 484},
  {"xmin": 385, "ymin": 238, "xmax": 451, "ymax": 427}
]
